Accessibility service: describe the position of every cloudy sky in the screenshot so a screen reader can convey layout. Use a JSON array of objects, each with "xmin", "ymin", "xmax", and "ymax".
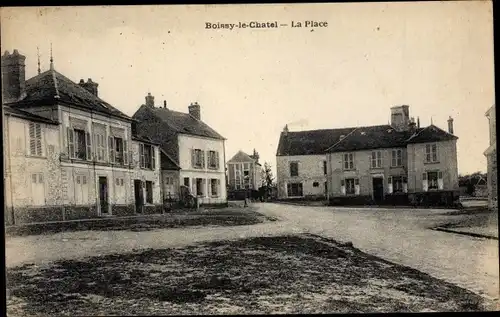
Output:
[{"xmin": 1, "ymin": 2, "xmax": 494, "ymax": 176}]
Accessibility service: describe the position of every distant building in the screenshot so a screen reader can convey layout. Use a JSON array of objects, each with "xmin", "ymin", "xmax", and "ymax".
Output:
[
  {"xmin": 226, "ymin": 149, "xmax": 262, "ymax": 199},
  {"xmin": 132, "ymin": 95, "xmax": 227, "ymax": 206},
  {"xmin": 484, "ymin": 105, "xmax": 497, "ymax": 210},
  {"xmin": 2, "ymin": 49, "xmax": 162, "ymax": 225},
  {"xmin": 276, "ymin": 105, "xmax": 460, "ymax": 206}
]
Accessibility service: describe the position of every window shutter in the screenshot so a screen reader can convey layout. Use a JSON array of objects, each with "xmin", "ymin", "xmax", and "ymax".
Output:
[
  {"xmin": 28, "ymin": 122, "xmax": 36, "ymax": 155},
  {"xmin": 86, "ymin": 132, "xmax": 92, "ymax": 160},
  {"xmin": 35, "ymin": 124, "xmax": 42, "ymax": 156},
  {"xmin": 139, "ymin": 143, "xmax": 144, "ymax": 168},
  {"xmin": 191, "ymin": 149, "xmax": 195, "ymax": 168},
  {"xmin": 93, "ymin": 134, "xmax": 97, "ymax": 159},
  {"xmin": 152, "ymin": 147, "xmax": 156, "ymax": 169},
  {"xmin": 109, "ymin": 136, "xmax": 115, "ymax": 163},
  {"xmin": 422, "ymin": 173, "xmax": 427, "ymax": 180},
  {"xmin": 67, "ymin": 127, "xmax": 74, "ymax": 158},
  {"xmin": 123, "ymin": 140, "xmax": 128, "ymax": 165},
  {"xmin": 438, "ymin": 171, "xmax": 443, "ymax": 179},
  {"xmin": 201, "ymin": 151, "xmax": 205, "ymax": 168},
  {"xmin": 215, "ymin": 151, "xmax": 220, "ymax": 169}
]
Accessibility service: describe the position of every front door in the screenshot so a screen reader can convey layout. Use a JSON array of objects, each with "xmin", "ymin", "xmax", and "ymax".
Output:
[
  {"xmin": 372, "ymin": 177, "xmax": 384, "ymax": 203},
  {"xmin": 134, "ymin": 180, "xmax": 144, "ymax": 213},
  {"xmin": 98, "ymin": 177, "xmax": 109, "ymax": 215}
]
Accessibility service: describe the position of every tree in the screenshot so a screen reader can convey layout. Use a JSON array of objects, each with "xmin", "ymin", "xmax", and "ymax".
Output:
[{"xmin": 259, "ymin": 162, "xmax": 275, "ymax": 201}]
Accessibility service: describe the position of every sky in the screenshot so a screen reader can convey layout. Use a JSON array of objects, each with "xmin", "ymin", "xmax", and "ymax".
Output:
[{"xmin": 1, "ymin": 2, "xmax": 495, "ymax": 176}]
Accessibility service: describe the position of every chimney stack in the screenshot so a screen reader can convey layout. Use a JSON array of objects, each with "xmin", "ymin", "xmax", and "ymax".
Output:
[
  {"xmin": 188, "ymin": 102, "xmax": 201, "ymax": 120},
  {"xmin": 1, "ymin": 49, "xmax": 26, "ymax": 103},
  {"xmin": 145, "ymin": 92, "xmax": 155, "ymax": 108},
  {"xmin": 163, "ymin": 100, "xmax": 167, "ymax": 109},
  {"xmin": 78, "ymin": 78, "xmax": 99, "ymax": 96},
  {"xmin": 390, "ymin": 105, "xmax": 410, "ymax": 132},
  {"xmin": 283, "ymin": 124, "xmax": 289, "ymax": 135},
  {"xmin": 408, "ymin": 117, "xmax": 416, "ymax": 133},
  {"xmin": 448, "ymin": 116, "xmax": 454, "ymax": 134}
]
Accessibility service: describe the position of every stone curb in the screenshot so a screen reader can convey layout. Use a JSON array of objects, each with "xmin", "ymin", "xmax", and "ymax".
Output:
[{"xmin": 432, "ymin": 227, "xmax": 498, "ymax": 240}]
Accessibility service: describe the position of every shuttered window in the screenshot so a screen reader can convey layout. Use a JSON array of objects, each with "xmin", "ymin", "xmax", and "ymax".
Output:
[{"xmin": 29, "ymin": 122, "xmax": 43, "ymax": 156}]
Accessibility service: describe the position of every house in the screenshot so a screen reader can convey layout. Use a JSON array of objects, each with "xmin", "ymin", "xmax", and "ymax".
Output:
[
  {"xmin": 132, "ymin": 94, "xmax": 227, "ymax": 206},
  {"xmin": 484, "ymin": 105, "xmax": 497, "ymax": 210},
  {"xmin": 276, "ymin": 125, "xmax": 352, "ymax": 199},
  {"xmin": 325, "ymin": 105, "xmax": 459, "ymax": 206},
  {"xmin": 227, "ymin": 149, "xmax": 262, "ymax": 200},
  {"xmin": 2, "ymin": 49, "xmax": 162, "ymax": 225}
]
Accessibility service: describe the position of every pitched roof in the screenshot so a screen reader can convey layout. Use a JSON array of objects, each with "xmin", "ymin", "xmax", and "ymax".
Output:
[
  {"xmin": 227, "ymin": 150, "xmax": 256, "ymax": 163},
  {"xmin": 3, "ymin": 105, "xmax": 59, "ymax": 125},
  {"xmin": 405, "ymin": 124, "xmax": 458, "ymax": 144},
  {"xmin": 134, "ymin": 105, "xmax": 225, "ymax": 140},
  {"xmin": 326, "ymin": 125, "xmax": 414, "ymax": 152},
  {"xmin": 160, "ymin": 149, "xmax": 181, "ymax": 170},
  {"xmin": 276, "ymin": 127, "xmax": 356, "ymax": 156},
  {"xmin": 6, "ymin": 69, "xmax": 132, "ymax": 121},
  {"xmin": 277, "ymin": 123, "xmax": 459, "ymax": 156}
]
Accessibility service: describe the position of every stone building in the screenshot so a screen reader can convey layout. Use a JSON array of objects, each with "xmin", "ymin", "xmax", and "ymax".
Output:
[
  {"xmin": 226, "ymin": 149, "xmax": 262, "ymax": 199},
  {"xmin": 2, "ymin": 49, "xmax": 162, "ymax": 224},
  {"xmin": 132, "ymin": 94, "xmax": 227, "ymax": 206},
  {"xmin": 484, "ymin": 105, "xmax": 497, "ymax": 210}
]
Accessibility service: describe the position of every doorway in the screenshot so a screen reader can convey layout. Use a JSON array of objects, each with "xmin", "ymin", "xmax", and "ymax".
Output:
[
  {"xmin": 134, "ymin": 180, "xmax": 144, "ymax": 213},
  {"xmin": 98, "ymin": 177, "xmax": 109, "ymax": 215},
  {"xmin": 372, "ymin": 177, "xmax": 384, "ymax": 203}
]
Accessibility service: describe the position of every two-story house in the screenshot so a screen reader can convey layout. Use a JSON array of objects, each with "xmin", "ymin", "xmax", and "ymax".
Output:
[
  {"xmin": 276, "ymin": 125, "xmax": 353, "ymax": 199},
  {"xmin": 2, "ymin": 49, "xmax": 162, "ymax": 225},
  {"xmin": 132, "ymin": 94, "xmax": 227, "ymax": 206},
  {"xmin": 227, "ymin": 149, "xmax": 262, "ymax": 199},
  {"xmin": 325, "ymin": 105, "xmax": 459, "ymax": 206},
  {"xmin": 484, "ymin": 105, "xmax": 497, "ymax": 210}
]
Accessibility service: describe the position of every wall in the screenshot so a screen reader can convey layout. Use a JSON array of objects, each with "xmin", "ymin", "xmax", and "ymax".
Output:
[
  {"xmin": 327, "ymin": 148, "xmax": 407, "ymax": 198},
  {"xmin": 161, "ymin": 170, "xmax": 180, "ymax": 201},
  {"xmin": 178, "ymin": 134, "xmax": 227, "ymax": 204},
  {"xmin": 276, "ymin": 154, "xmax": 327, "ymax": 199},
  {"xmin": 227, "ymin": 161, "xmax": 260, "ymax": 190},
  {"xmin": 130, "ymin": 140, "xmax": 162, "ymax": 205},
  {"xmin": 487, "ymin": 153, "xmax": 498, "ymax": 209},
  {"xmin": 406, "ymin": 140, "xmax": 459, "ymax": 192}
]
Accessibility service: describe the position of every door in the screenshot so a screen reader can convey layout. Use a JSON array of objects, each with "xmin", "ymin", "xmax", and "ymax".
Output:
[
  {"xmin": 372, "ymin": 177, "xmax": 384, "ymax": 203},
  {"xmin": 134, "ymin": 180, "xmax": 144, "ymax": 213},
  {"xmin": 98, "ymin": 177, "xmax": 109, "ymax": 215}
]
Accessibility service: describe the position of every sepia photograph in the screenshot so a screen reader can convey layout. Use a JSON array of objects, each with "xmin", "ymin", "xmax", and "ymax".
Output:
[{"xmin": 2, "ymin": 2, "xmax": 498, "ymax": 315}]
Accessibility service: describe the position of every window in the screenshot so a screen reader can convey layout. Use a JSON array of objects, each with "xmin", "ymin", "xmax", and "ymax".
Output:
[
  {"xmin": 211, "ymin": 179, "xmax": 219, "ymax": 196},
  {"xmin": 145, "ymin": 181, "xmax": 153, "ymax": 204},
  {"xmin": 184, "ymin": 177, "xmax": 190, "ymax": 187},
  {"xmin": 290, "ymin": 162, "xmax": 299, "ymax": 177},
  {"xmin": 343, "ymin": 153, "xmax": 354, "ymax": 170},
  {"xmin": 287, "ymin": 183, "xmax": 303, "ymax": 197},
  {"xmin": 73, "ymin": 129, "xmax": 87, "ymax": 160},
  {"xmin": 323, "ymin": 161, "xmax": 327, "ymax": 175},
  {"xmin": 345, "ymin": 178, "xmax": 356, "ymax": 195},
  {"xmin": 371, "ymin": 151, "xmax": 382, "ymax": 168},
  {"xmin": 94, "ymin": 133, "xmax": 106, "ymax": 161},
  {"xmin": 313, "ymin": 182, "xmax": 319, "ymax": 187},
  {"xmin": 391, "ymin": 149, "xmax": 403, "ymax": 167},
  {"xmin": 196, "ymin": 178, "xmax": 204, "ymax": 196},
  {"xmin": 425, "ymin": 143, "xmax": 438, "ymax": 163},
  {"xmin": 192, "ymin": 149, "xmax": 204, "ymax": 168},
  {"xmin": 140, "ymin": 143, "xmax": 155, "ymax": 169},
  {"xmin": 31, "ymin": 173, "xmax": 45, "ymax": 205},
  {"xmin": 109, "ymin": 136, "xmax": 128, "ymax": 165},
  {"xmin": 28, "ymin": 122, "xmax": 43, "ymax": 156},
  {"xmin": 208, "ymin": 151, "xmax": 219, "ymax": 169}
]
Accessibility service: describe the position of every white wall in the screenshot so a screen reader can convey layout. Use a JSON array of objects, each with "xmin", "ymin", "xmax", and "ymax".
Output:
[
  {"xmin": 178, "ymin": 134, "xmax": 227, "ymax": 204},
  {"xmin": 276, "ymin": 154, "xmax": 327, "ymax": 199}
]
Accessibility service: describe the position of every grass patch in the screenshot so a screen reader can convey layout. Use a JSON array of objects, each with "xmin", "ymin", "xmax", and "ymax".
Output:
[
  {"xmin": 6, "ymin": 207, "xmax": 276, "ymax": 237},
  {"xmin": 6, "ymin": 234, "xmax": 488, "ymax": 315}
]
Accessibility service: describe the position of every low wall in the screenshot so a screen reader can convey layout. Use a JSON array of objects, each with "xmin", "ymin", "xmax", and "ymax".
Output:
[{"xmin": 328, "ymin": 191, "xmax": 460, "ymax": 208}]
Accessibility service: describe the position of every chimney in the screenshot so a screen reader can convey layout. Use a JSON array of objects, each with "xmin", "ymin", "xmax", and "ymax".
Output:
[
  {"xmin": 417, "ymin": 117, "xmax": 420, "ymax": 129},
  {"xmin": 78, "ymin": 78, "xmax": 99, "ymax": 96},
  {"xmin": 188, "ymin": 102, "xmax": 201, "ymax": 120},
  {"xmin": 252, "ymin": 149, "xmax": 260, "ymax": 163},
  {"xmin": 448, "ymin": 116, "xmax": 454, "ymax": 134},
  {"xmin": 283, "ymin": 124, "xmax": 289, "ymax": 135},
  {"xmin": 390, "ymin": 105, "xmax": 410, "ymax": 132},
  {"xmin": 163, "ymin": 100, "xmax": 167, "ymax": 109},
  {"xmin": 145, "ymin": 92, "xmax": 155, "ymax": 108},
  {"xmin": 1, "ymin": 49, "xmax": 26, "ymax": 103},
  {"xmin": 408, "ymin": 117, "xmax": 416, "ymax": 133}
]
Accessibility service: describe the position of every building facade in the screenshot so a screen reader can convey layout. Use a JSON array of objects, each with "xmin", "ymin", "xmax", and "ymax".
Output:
[
  {"xmin": 132, "ymin": 95, "xmax": 227, "ymax": 206},
  {"xmin": 484, "ymin": 105, "xmax": 497, "ymax": 210},
  {"xmin": 226, "ymin": 149, "xmax": 262, "ymax": 199},
  {"xmin": 326, "ymin": 106, "xmax": 459, "ymax": 206},
  {"xmin": 3, "ymin": 49, "xmax": 162, "ymax": 225}
]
